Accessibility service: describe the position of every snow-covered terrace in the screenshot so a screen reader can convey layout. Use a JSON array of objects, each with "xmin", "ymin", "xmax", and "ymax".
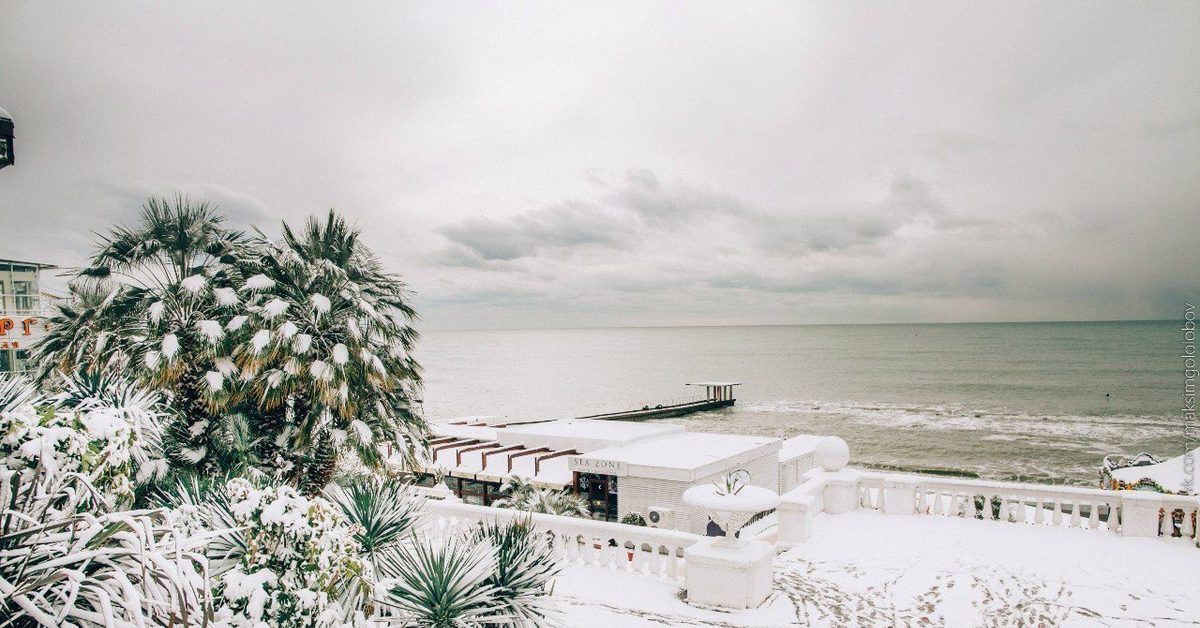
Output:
[
  {"xmin": 421, "ymin": 463, "xmax": 1200, "ymax": 627},
  {"xmin": 552, "ymin": 510, "xmax": 1200, "ymax": 627}
]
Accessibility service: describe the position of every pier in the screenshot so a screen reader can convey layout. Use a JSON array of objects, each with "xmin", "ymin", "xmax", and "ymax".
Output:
[{"xmin": 572, "ymin": 382, "xmax": 741, "ymax": 422}]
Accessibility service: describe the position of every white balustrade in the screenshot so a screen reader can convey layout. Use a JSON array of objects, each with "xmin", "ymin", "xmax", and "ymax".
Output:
[
  {"xmin": 423, "ymin": 499, "xmax": 702, "ymax": 581},
  {"xmin": 846, "ymin": 471, "xmax": 1200, "ymax": 544}
]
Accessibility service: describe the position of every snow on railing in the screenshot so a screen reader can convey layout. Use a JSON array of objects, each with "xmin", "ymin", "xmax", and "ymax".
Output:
[
  {"xmin": 778, "ymin": 469, "xmax": 1199, "ymax": 547},
  {"xmin": 855, "ymin": 471, "xmax": 1200, "ymax": 542},
  {"xmin": 423, "ymin": 499, "xmax": 702, "ymax": 581}
]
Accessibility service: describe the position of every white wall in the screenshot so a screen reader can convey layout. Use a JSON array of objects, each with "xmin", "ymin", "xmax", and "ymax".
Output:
[
  {"xmin": 619, "ymin": 450, "xmax": 780, "ymax": 534},
  {"xmin": 779, "ymin": 451, "xmax": 817, "ymax": 494}
]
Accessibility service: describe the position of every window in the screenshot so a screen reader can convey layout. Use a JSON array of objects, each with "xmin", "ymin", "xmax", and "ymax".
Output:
[
  {"xmin": 13, "ymin": 349, "xmax": 30, "ymax": 372},
  {"xmin": 13, "ymin": 281, "xmax": 37, "ymax": 312},
  {"xmin": 0, "ymin": 350, "xmax": 11, "ymax": 373},
  {"xmin": 577, "ymin": 473, "xmax": 619, "ymax": 521}
]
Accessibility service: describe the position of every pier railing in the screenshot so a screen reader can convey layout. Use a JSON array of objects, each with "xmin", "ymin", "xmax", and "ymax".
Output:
[
  {"xmin": 779, "ymin": 469, "xmax": 1200, "ymax": 547},
  {"xmin": 423, "ymin": 498, "xmax": 702, "ymax": 582}
]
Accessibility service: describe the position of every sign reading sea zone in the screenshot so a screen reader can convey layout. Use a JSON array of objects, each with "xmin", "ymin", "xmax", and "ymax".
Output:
[{"xmin": 568, "ymin": 457, "xmax": 628, "ymax": 476}]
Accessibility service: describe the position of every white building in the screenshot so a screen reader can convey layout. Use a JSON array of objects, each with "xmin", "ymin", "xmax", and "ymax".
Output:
[
  {"xmin": 0, "ymin": 258, "xmax": 59, "ymax": 373},
  {"xmin": 419, "ymin": 417, "xmax": 823, "ymax": 535}
]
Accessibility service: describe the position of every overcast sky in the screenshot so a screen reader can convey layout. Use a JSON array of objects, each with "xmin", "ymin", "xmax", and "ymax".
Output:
[{"xmin": 1, "ymin": 2, "xmax": 1197, "ymax": 329}]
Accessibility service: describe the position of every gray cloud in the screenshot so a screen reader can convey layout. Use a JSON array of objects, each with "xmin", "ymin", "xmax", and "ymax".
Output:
[{"xmin": 1, "ymin": 2, "xmax": 1197, "ymax": 329}]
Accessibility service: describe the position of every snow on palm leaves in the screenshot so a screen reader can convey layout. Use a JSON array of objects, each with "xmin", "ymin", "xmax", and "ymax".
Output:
[{"xmin": 229, "ymin": 211, "xmax": 426, "ymax": 488}]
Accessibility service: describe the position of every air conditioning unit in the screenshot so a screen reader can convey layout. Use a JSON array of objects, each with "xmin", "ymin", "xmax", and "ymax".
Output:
[{"xmin": 646, "ymin": 506, "xmax": 674, "ymax": 529}]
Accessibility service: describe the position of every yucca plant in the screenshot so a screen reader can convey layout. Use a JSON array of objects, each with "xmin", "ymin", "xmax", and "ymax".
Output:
[
  {"xmin": 379, "ymin": 535, "xmax": 498, "ymax": 627},
  {"xmin": 325, "ymin": 475, "xmax": 425, "ymax": 569},
  {"xmin": 469, "ymin": 521, "xmax": 562, "ymax": 627},
  {"xmin": 0, "ymin": 472, "xmax": 211, "ymax": 627}
]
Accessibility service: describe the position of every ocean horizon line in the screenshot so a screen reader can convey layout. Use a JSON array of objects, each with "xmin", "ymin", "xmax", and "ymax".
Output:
[{"xmin": 422, "ymin": 317, "xmax": 1175, "ymax": 333}]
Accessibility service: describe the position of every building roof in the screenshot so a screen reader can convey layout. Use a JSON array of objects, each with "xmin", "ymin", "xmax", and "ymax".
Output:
[
  {"xmin": 779, "ymin": 435, "xmax": 822, "ymax": 462},
  {"xmin": 497, "ymin": 419, "xmax": 684, "ymax": 452},
  {"xmin": 1109, "ymin": 447, "xmax": 1199, "ymax": 494},
  {"xmin": 571, "ymin": 431, "xmax": 780, "ymax": 482},
  {"xmin": 0, "ymin": 258, "xmax": 58, "ymax": 270}
]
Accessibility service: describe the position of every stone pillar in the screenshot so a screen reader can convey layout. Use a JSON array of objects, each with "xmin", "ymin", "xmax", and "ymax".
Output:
[
  {"xmin": 822, "ymin": 469, "xmax": 860, "ymax": 514},
  {"xmin": 685, "ymin": 538, "xmax": 775, "ymax": 609},
  {"xmin": 776, "ymin": 492, "xmax": 819, "ymax": 544},
  {"xmin": 882, "ymin": 478, "xmax": 918, "ymax": 515},
  {"xmin": 1119, "ymin": 492, "xmax": 1163, "ymax": 537}
]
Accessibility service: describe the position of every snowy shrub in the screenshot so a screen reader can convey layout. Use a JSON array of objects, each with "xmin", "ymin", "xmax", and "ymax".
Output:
[
  {"xmin": 0, "ymin": 374, "xmax": 167, "ymax": 508},
  {"xmin": 325, "ymin": 475, "xmax": 425, "ymax": 571},
  {"xmin": 187, "ymin": 478, "xmax": 369, "ymax": 628},
  {"xmin": 379, "ymin": 534, "xmax": 499, "ymax": 627},
  {"xmin": 0, "ymin": 376, "xmax": 209, "ymax": 626},
  {"xmin": 493, "ymin": 476, "xmax": 589, "ymax": 518},
  {"xmin": 0, "ymin": 473, "xmax": 211, "ymax": 627}
]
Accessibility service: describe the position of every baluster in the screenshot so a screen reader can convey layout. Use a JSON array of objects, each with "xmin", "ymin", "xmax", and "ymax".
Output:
[
  {"xmin": 1051, "ymin": 500, "xmax": 1063, "ymax": 526},
  {"xmin": 638, "ymin": 543, "xmax": 652, "ymax": 574},
  {"xmin": 667, "ymin": 547, "xmax": 681, "ymax": 580},
  {"xmin": 998, "ymin": 497, "xmax": 1009, "ymax": 522},
  {"xmin": 1088, "ymin": 502, "xmax": 1100, "ymax": 530},
  {"xmin": 1070, "ymin": 502, "xmax": 1082, "ymax": 528},
  {"xmin": 966, "ymin": 493, "xmax": 978, "ymax": 519},
  {"xmin": 565, "ymin": 534, "xmax": 579, "ymax": 565},
  {"xmin": 877, "ymin": 485, "xmax": 886, "ymax": 512},
  {"xmin": 1034, "ymin": 498, "xmax": 1045, "ymax": 525},
  {"xmin": 1016, "ymin": 497, "xmax": 1027, "ymax": 523},
  {"xmin": 586, "ymin": 536, "xmax": 599, "ymax": 565},
  {"xmin": 933, "ymin": 492, "xmax": 944, "ymax": 516},
  {"xmin": 916, "ymin": 490, "xmax": 927, "ymax": 514}
]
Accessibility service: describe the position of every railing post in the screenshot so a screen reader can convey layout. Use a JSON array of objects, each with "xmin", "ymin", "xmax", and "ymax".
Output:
[
  {"xmin": 1120, "ymin": 492, "xmax": 1164, "ymax": 537},
  {"xmin": 882, "ymin": 478, "xmax": 918, "ymax": 515},
  {"xmin": 822, "ymin": 469, "xmax": 860, "ymax": 514},
  {"xmin": 684, "ymin": 538, "xmax": 775, "ymax": 609}
]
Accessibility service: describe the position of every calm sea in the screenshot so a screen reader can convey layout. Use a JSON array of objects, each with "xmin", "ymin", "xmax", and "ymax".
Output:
[{"xmin": 417, "ymin": 321, "xmax": 1189, "ymax": 486}]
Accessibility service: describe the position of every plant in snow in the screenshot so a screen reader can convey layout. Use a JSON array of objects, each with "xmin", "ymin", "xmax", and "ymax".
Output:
[
  {"xmin": 230, "ymin": 211, "xmax": 427, "ymax": 493},
  {"xmin": 0, "ymin": 473, "xmax": 212, "ymax": 627},
  {"xmin": 172, "ymin": 477, "xmax": 369, "ymax": 628},
  {"xmin": 378, "ymin": 534, "xmax": 499, "ymax": 628},
  {"xmin": 32, "ymin": 196, "xmax": 248, "ymax": 477},
  {"xmin": 468, "ymin": 521, "xmax": 562, "ymax": 627},
  {"xmin": 324, "ymin": 475, "xmax": 425, "ymax": 572},
  {"xmin": 1, "ymin": 373, "xmax": 168, "ymax": 508},
  {"xmin": 493, "ymin": 476, "xmax": 590, "ymax": 518},
  {"xmin": 0, "ymin": 376, "xmax": 210, "ymax": 626}
]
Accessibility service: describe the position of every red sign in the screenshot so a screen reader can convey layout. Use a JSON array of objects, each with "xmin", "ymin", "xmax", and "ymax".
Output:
[{"xmin": 0, "ymin": 317, "xmax": 43, "ymax": 336}]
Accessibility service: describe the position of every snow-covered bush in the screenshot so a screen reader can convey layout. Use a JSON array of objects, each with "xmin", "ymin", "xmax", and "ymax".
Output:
[
  {"xmin": 0, "ymin": 376, "xmax": 208, "ymax": 626},
  {"xmin": 179, "ymin": 478, "xmax": 369, "ymax": 628},
  {"xmin": 469, "ymin": 521, "xmax": 562, "ymax": 627},
  {"xmin": 0, "ymin": 374, "xmax": 167, "ymax": 509}
]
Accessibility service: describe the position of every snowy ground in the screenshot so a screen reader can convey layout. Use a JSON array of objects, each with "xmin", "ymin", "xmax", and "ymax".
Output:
[{"xmin": 552, "ymin": 511, "xmax": 1200, "ymax": 627}]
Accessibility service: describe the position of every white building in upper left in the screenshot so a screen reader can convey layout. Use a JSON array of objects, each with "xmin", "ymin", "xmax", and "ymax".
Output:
[{"xmin": 0, "ymin": 258, "xmax": 60, "ymax": 373}]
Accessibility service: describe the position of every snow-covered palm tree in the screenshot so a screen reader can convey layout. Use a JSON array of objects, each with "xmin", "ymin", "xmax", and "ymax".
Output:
[
  {"xmin": 34, "ymin": 196, "xmax": 247, "ymax": 474},
  {"xmin": 227, "ymin": 211, "xmax": 427, "ymax": 492}
]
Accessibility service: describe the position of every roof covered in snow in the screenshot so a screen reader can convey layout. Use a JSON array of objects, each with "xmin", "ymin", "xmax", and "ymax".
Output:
[
  {"xmin": 1109, "ymin": 447, "xmax": 1200, "ymax": 494},
  {"xmin": 571, "ymin": 432, "xmax": 780, "ymax": 482},
  {"xmin": 779, "ymin": 435, "xmax": 822, "ymax": 462}
]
